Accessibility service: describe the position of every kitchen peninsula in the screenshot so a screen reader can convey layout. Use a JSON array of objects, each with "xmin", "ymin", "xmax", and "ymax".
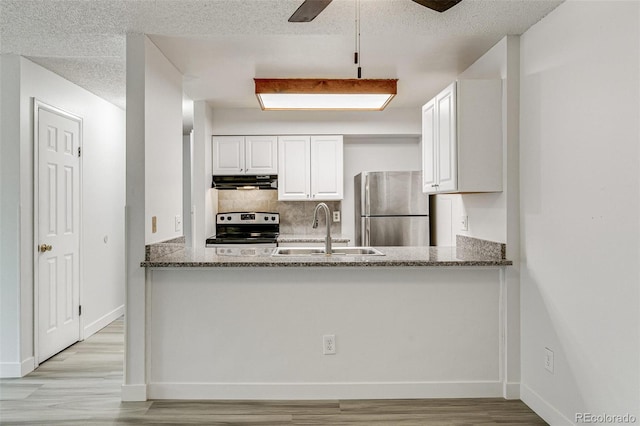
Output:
[
  {"xmin": 143, "ymin": 242, "xmax": 510, "ymax": 268},
  {"xmin": 132, "ymin": 236, "xmax": 513, "ymax": 401}
]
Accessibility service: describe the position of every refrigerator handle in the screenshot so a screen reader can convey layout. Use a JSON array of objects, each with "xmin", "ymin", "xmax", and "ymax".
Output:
[
  {"xmin": 364, "ymin": 217, "xmax": 371, "ymax": 246},
  {"xmin": 364, "ymin": 173, "xmax": 370, "ymax": 216}
]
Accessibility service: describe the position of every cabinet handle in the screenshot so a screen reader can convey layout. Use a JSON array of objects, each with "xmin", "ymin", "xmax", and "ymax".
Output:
[{"xmin": 431, "ymin": 184, "xmax": 438, "ymax": 187}]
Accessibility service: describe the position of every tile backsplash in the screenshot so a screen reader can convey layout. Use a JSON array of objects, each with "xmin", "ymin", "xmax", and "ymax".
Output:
[
  {"xmin": 218, "ymin": 189, "xmax": 278, "ymax": 214},
  {"xmin": 217, "ymin": 190, "xmax": 341, "ymax": 235}
]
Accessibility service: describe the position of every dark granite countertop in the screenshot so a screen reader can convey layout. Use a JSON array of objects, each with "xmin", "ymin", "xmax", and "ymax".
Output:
[{"xmin": 142, "ymin": 243, "xmax": 511, "ymax": 269}]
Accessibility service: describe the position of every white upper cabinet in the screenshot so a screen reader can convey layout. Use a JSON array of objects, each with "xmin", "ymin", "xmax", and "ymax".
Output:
[
  {"xmin": 310, "ymin": 135, "xmax": 343, "ymax": 200},
  {"xmin": 245, "ymin": 136, "xmax": 279, "ymax": 174},
  {"xmin": 212, "ymin": 135, "xmax": 277, "ymax": 175},
  {"xmin": 422, "ymin": 80, "xmax": 502, "ymax": 194},
  {"xmin": 278, "ymin": 135, "xmax": 343, "ymax": 201},
  {"xmin": 212, "ymin": 136, "xmax": 244, "ymax": 174},
  {"xmin": 277, "ymin": 136, "xmax": 311, "ymax": 200}
]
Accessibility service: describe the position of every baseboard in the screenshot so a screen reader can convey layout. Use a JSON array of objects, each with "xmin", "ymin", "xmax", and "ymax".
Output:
[
  {"xmin": 148, "ymin": 381, "xmax": 504, "ymax": 400},
  {"xmin": 121, "ymin": 384, "xmax": 147, "ymax": 401},
  {"xmin": 503, "ymin": 382, "xmax": 520, "ymax": 399},
  {"xmin": 521, "ymin": 384, "xmax": 573, "ymax": 426},
  {"xmin": 0, "ymin": 357, "xmax": 35, "ymax": 378},
  {"xmin": 83, "ymin": 304, "xmax": 124, "ymax": 339},
  {"xmin": 20, "ymin": 357, "xmax": 34, "ymax": 376}
]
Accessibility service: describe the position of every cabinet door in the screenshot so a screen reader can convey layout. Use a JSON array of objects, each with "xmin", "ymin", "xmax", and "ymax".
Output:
[
  {"xmin": 278, "ymin": 136, "xmax": 311, "ymax": 200},
  {"xmin": 310, "ymin": 135, "xmax": 343, "ymax": 200},
  {"xmin": 212, "ymin": 136, "xmax": 244, "ymax": 175},
  {"xmin": 245, "ymin": 136, "xmax": 278, "ymax": 175},
  {"xmin": 421, "ymin": 99, "xmax": 437, "ymax": 193},
  {"xmin": 435, "ymin": 82, "xmax": 457, "ymax": 193}
]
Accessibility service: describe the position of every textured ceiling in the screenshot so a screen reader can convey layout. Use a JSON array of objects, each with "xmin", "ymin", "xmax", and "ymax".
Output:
[{"xmin": 0, "ymin": 0, "xmax": 563, "ymax": 109}]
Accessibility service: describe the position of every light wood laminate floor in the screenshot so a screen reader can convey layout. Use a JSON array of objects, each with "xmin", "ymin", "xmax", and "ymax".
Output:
[{"xmin": 1, "ymin": 318, "xmax": 547, "ymax": 425}]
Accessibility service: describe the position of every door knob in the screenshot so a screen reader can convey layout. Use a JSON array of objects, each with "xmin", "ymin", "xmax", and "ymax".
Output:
[{"xmin": 39, "ymin": 244, "xmax": 52, "ymax": 252}]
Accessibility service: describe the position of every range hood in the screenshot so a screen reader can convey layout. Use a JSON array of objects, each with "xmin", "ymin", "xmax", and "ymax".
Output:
[{"xmin": 211, "ymin": 175, "xmax": 278, "ymax": 190}]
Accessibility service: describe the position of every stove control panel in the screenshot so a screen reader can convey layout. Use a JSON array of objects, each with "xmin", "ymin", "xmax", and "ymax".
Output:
[{"xmin": 217, "ymin": 212, "xmax": 279, "ymax": 224}]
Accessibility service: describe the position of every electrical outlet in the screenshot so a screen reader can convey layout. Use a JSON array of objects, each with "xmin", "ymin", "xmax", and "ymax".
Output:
[
  {"xmin": 460, "ymin": 215, "xmax": 469, "ymax": 231},
  {"xmin": 332, "ymin": 211, "xmax": 341, "ymax": 222},
  {"xmin": 323, "ymin": 335, "xmax": 336, "ymax": 355},
  {"xmin": 544, "ymin": 347, "xmax": 554, "ymax": 373},
  {"xmin": 175, "ymin": 215, "xmax": 182, "ymax": 232},
  {"xmin": 152, "ymin": 216, "xmax": 157, "ymax": 233}
]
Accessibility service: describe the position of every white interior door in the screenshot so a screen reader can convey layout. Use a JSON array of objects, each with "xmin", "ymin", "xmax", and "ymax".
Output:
[{"xmin": 36, "ymin": 103, "xmax": 82, "ymax": 364}]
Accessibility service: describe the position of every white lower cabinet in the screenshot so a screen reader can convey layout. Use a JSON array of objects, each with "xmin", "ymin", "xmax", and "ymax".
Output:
[
  {"xmin": 278, "ymin": 135, "xmax": 343, "ymax": 201},
  {"xmin": 422, "ymin": 80, "xmax": 502, "ymax": 194}
]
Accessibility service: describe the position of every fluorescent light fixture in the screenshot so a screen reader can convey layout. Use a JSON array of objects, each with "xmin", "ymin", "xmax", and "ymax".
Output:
[{"xmin": 254, "ymin": 78, "xmax": 397, "ymax": 111}]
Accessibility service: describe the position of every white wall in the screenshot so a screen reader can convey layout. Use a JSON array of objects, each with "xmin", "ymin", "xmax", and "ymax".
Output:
[
  {"xmin": 454, "ymin": 36, "xmax": 522, "ymax": 398},
  {"xmin": 148, "ymin": 267, "xmax": 504, "ymax": 399},
  {"xmin": 342, "ymin": 136, "xmax": 422, "ymax": 244},
  {"xmin": 210, "ymin": 108, "xmax": 420, "ymax": 136},
  {"xmin": 520, "ymin": 1, "xmax": 639, "ymax": 424},
  {"xmin": 144, "ymin": 38, "xmax": 183, "ymax": 244},
  {"xmin": 0, "ymin": 55, "xmax": 125, "ymax": 377},
  {"xmin": 124, "ymin": 35, "xmax": 184, "ymax": 399},
  {"xmin": 193, "ymin": 100, "xmax": 216, "ymax": 246},
  {"xmin": 124, "ymin": 34, "xmax": 147, "ymax": 399},
  {"xmin": 0, "ymin": 55, "xmax": 22, "ymax": 376}
]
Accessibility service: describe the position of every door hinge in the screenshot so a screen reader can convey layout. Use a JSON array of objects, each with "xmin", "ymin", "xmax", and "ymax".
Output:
[
  {"xmin": 77, "ymin": 147, "xmax": 81, "ymax": 157},
  {"xmin": 79, "ymin": 305, "xmax": 82, "ymax": 316}
]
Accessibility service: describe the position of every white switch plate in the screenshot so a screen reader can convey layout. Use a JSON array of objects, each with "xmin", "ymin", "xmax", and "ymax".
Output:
[
  {"xmin": 175, "ymin": 215, "xmax": 182, "ymax": 232},
  {"xmin": 332, "ymin": 211, "xmax": 341, "ymax": 222},
  {"xmin": 544, "ymin": 347, "xmax": 554, "ymax": 373},
  {"xmin": 460, "ymin": 215, "xmax": 469, "ymax": 231}
]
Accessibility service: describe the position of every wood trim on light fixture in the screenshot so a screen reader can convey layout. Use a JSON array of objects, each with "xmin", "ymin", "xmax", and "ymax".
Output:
[{"xmin": 255, "ymin": 78, "xmax": 397, "ymax": 95}]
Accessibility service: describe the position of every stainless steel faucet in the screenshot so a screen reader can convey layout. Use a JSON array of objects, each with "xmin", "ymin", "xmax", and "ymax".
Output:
[{"xmin": 312, "ymin": 202, "xmax": 332, "ymax": 255}]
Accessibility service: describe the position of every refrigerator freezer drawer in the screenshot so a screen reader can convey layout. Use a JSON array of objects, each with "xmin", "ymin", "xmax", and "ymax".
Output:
[{"xmin": 361, "ymin": 216, "xmax": 430, "ymax": 247}]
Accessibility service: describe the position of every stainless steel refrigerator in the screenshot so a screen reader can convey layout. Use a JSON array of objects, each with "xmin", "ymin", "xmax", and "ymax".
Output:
[{"xmin": 355, "ymin": 171, "xmax": 430, "ymax": 246}]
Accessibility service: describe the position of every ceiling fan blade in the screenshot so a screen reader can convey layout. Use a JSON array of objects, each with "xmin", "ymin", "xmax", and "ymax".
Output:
[
  {"xmin": 411, "ymin": 0, "xmax": 462, "ymax": 13},
  {"xmin": 288, "ymin": 0, "xmax": 333, "ymax": 22}
]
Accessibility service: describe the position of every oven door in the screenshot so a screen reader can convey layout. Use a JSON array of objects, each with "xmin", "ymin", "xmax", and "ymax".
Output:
[{"xmin": 205, "ymin": 235, "xmax": 278, "ymax": 256}]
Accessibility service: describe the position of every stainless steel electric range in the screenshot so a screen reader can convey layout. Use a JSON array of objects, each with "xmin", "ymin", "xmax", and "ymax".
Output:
[{"xmin": 205, "ymin": 212, "xmax": 279, "ymax": 255}]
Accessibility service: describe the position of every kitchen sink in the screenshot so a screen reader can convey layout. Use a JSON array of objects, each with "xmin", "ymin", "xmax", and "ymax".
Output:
[
  {"xmin": 272, "ymin": 247, "xmax": 385, "ymax": 256},
  {"xmin": 331, "ymin": 247, "xmax": 385, "ymax": 255},
  {"xmin": 272, "ymin": 247, "xmax": 326, "ymax": 256}
]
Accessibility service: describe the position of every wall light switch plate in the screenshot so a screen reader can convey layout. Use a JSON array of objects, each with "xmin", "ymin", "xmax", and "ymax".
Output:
[
  {"xmin": 544, "ymin": 347, "xmax": 554, "ymax": 373},
  {"xmin": 175, "ymin": 215, "xmax": 182, "ymax": 232},
  {"xmin": 460, "ymin": 215, "xmax": 469, "ymax": 231},
  {"xmin": 333, "ymin": 211, "xmax": 341, "ymax": 222}
]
